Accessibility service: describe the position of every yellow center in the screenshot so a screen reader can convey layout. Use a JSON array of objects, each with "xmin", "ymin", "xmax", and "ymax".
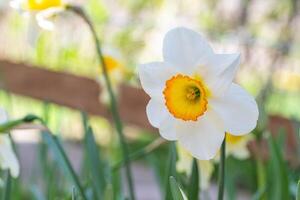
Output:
[
  {"xmin": 163, "ymin": 74, "xmax": 208, "ymax": 121},
  {"xmin": 26, "ymin": 0, "xmax": 62, "ymax": 10},
  {"xmin": 225, "ymin": 133, "xmax": 243, "ymax": 145}
]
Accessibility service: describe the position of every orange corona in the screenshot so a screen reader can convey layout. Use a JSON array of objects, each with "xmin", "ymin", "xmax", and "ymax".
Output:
[{"xmin": 163, "ymin": 74, "xmax": 209, "ymax": 121}]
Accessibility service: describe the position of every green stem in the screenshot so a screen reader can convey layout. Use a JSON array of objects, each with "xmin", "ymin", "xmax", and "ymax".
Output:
[
  {"xmin": 0, "ymin": 114, "xmax": 42, "ymax": 132},
  {"xmin": 218, "ymin": 138, "xmax": 226, "ymax": 200},
  {"xmin": 66, "ymin": 5, "xmax": 135, "ymax": 200},
  {"xmin": 113, "ymin": 138, "xmax": 165, "ymax": 171}
]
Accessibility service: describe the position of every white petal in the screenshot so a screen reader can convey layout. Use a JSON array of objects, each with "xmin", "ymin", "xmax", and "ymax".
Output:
[
  {"xmin": 203, "ymin": 53, "xmax": 241, "ymax": 97},
  {"xmin": 176, "ymin": 145, "xmax": 193, "ymax": 174},
  {"xmin": 146, "ymin": 99, "xmax": 177, "ymax": 140},
  {"xmin": 176, "ymin": 110, "xmax": 225, "ymax": 160},
  {"xmin": 36, "ymin": 7, "xmax": 64, "ymax": 30},
  {"xmin": 210, "ymin": 83, "xmax": 259, "ymax": 135},
  {"xmin": 198, "ymin": 160, "xmax": 214, "ymax": 190},
  {"xmin": 0, "ymin": 135, "xmax": 20, "ymax": 178},
  {"xmin": 10, "ymin": 0, "xmax": 23, "ymax": 11},
  {"xmin": 231, "ymin": 147, "xmax": 250, "ymax": 160},
  {"xmin": 138, "ymin": 62, "xmax": 176, "ymax": 100},
  {"xmin": 146, "ymin": 99, "xmax": 168, "ymax": 128},
  {"xmin": 159, "ymin": 116, "xmax": 177, "ymax": 141},
  {"xmin": 163, "ymin": 27, "xmax": 214, "ymax": 74}
]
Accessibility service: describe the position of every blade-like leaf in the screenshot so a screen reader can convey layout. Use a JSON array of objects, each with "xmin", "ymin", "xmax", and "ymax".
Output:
[
  {"xmin": 2, "ymin": 170, "xmax": 11, "ymax": 200},
  {"xmin": 267, "ymin": 134, "xmax": 289, "ymax": 200},
  {"xmin": 43, "ymin": 132, "xmax": 87, "ymax": 200},
  {"xmin": 72, "ymin": 187, "xmax": 77, "ymax": 200},
  {"xmin": 85, "ymin": 126, "xmax": 111, "ymax": 199},
  {"xmin": 187, "ymin": 159, "xmax": 199, "ymax": 200},
  {"xmin": 169, "ymin": 176, "xmax": 184, "ymax": 200},
  {"xmin": 165, "ymin": 142, "xmax": 177, "ymax": 200},
  {"xmin": 297, "ymin": 180, "xmax": 300, "ymax": 200}
]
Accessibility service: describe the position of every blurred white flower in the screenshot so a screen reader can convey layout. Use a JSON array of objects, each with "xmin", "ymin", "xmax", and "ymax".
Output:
[
  {"xmin": 138, "ymin": 27, "xmax": 259, "ymax": 160},
  {"xmin": 10, "ymin": 0, "xmax": 66, "ymax": 30},
  {"xmin": 177, "ymin": 145, "xmax": 214, "ymax": 190},
  {"xmin": 225, "ymin": 133, "xmax": 252, "ymax": 160},
  {"xmin": 97, "ymin": 53, "xmax": 127, "ymax": 105},
  {"xmin": 0, "ymin": 108, "xmax": 20, "ymax": 178}
]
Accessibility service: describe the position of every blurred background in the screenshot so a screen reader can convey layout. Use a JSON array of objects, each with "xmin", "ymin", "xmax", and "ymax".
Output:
[{"xmin": 0, "ymin": 0, "xmax": 299, "ymax": 199}]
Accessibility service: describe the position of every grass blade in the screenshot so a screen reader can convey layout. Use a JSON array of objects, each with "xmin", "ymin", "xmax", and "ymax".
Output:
[
  {"xmin": 164, "ymin": 142, "xmax": 177, "ymax": 200},
  {"xmin": 267, "ymin": 134, "xmax": 289, "ymax": 200},
  {"xmin": 2, "ymin": 170, "xmax": 11, "ymax": 200},
  {"xmin": 169, "ymin": 176, "xmax": 184, "ymax": 200},
  {"xmin": 187, "ymin": 159, "xmax": 199, "ymax": 200},
  {"xmin": 297, "ymin": 180, "xmax": 300, "ymax": 200},
  {"xmin": 43, "ymin": 132, "xmax": 87, "ymax": 200},
  {"xmin": 85, "ymin": 126, "xmax": 110, "ymax": 199},
  {"xmin": 72, "ymin": 187, "xmax": 77, "ymax": 200}
]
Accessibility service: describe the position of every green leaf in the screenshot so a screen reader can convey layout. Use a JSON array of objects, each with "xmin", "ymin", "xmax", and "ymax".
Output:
[
  {"xmin": 72, "ymin": 187, "xmax": 77, "ymax": 200},
  {"xmin": 43, "ymin": 132, "xmax": 87, "ymax": 200},
  {"xmin": 187, "ymin": 159, "xmax": 199, "ymax": 200},
  {"xmin": 85, "ymin": 126, "xmax": 111, "ymax": 199},
  {"xmin": 0, "ymin": 114, "xmax": 41, "ymax": 132},
  {"xmin": 267, "ymin": 134, "xmax": 289, "ymax": 200},
  {"xmin": 2, "ymin": 170, "xmax": 11, "ymax": 200},
  {"xmin": 104, "ymin": 184, "xmax": 114, "ymax": 200},
  {"xmin": 169, "ymin": 176, "xmax": 184, "ymax": 200},
  {"xmin": 297, "ymin": 180, "xmax": 300, "ymax": 200},
  {"xmin": 165, "ymin": 142, "xmax": 177, "ymax": 200},
  {"xmin": 251, "ymin": 187, "xmax": 266, "ymax": 200}
]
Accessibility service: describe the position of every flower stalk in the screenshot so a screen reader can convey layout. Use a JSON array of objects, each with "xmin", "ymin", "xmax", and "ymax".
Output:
[
  {"xmin": 218, "ymin": 137, "xmax": 226, "ymax": 200},
  {"xmin": 65, "ymin": 5, "xmax": 135, "ymax": 200},
  {"xmin": 0, "ymin": 114, "xmax": 42, "ymax": 132}
]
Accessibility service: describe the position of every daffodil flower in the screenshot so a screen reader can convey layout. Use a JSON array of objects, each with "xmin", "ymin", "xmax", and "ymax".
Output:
[
  {"xmin": 0, "ymin": 108, "xmax": 20, "ymax": 178},
  {"xmin": 177, "ymin": 145, "xmax": 214, "ymax": 190},
  {"xmin": 10, "ymin": 0, "xmax": 65, "ymax": 30},
  {"xmin": 225, "ymin": 133, "xmax": 252, "ymax": 160},
  {"xmin": 97, "ymin": 54, "xmax": 127, "ymax": 105},
  {"xmin": 138, "ymin": 27, "xmax": 259, "ymax": 160}
]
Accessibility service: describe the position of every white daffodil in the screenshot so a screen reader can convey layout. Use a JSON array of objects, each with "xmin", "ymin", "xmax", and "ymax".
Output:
[
  {"xmin": 225, "ymin": 133, "xmax": 252, "ymax": 160},
  {"xmin": 0, "ymin": 108, "xmax": 20, "ymax": 178},
  {"xmin": 138, "ymin": 27, "xmax": 259, "ymax": 160},
  {"xmin": 177, "ymin": 145, "xmax": 214, "ymax": 190},
  {"xmin": 10, "ymin": 0, "xmax": 65, "ymax": 30},
  {"xmin": 97, "ymin": 54, "xmax": 127, "ymax": 105}
]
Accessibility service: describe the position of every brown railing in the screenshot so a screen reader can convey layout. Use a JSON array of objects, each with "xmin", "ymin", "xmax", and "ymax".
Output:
[{"xmin": 0, "ymin": 60, "xmax": 153, "ymax": 131}]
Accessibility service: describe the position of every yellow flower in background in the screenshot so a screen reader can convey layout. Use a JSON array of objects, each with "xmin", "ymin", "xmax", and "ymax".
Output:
[
  {"xmin": 273, "ymin": 70, "xmax": 300, "ymax": 92},
  {"xmin": 225, "ymin": 133, "xmax": 252, "ymax": 160},
  {"xmin": 0, "ymin": 108, "xmax": 20, "ymax": 178},
  {"xmin": 11, "ymin": 0, "xmax": 64, "ymax": 11},
  {"xmin": 177, "ymin": 145, "xmax": 214, "ymax": 190},
  {"xmin": 98, "ymin": 54, "xmax": 127, "ymax": 105},
  {"xmin": 138, "ymin": 27, "xmax": 259, "ymax": 160},
  {"xmin": 10, "ymin": 0, "xmax": 66, "ymax": 30},
  {"xmin": 26, "ymin": 0, "xmax": 62, "ymax": 11}
]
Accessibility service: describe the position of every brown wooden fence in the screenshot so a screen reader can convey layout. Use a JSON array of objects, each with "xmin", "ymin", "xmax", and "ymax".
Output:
[{"xmin": 0, "ymin": 60, "xmax": 153, "ymax": 130}]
